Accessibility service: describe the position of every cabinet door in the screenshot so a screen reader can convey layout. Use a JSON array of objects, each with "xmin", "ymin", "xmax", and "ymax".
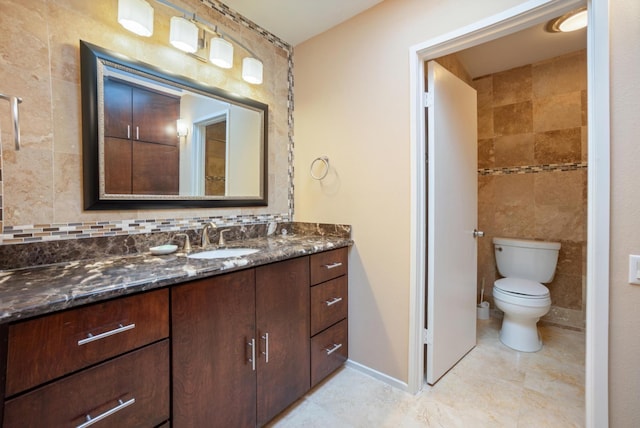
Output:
[
  {"xmin": 104, "ymin": 137, "xmax": 132, "ymax": 194},
  {"xmin": 103, "ymin": 79, "xmax": 132, "ymax": 140},
  {"xmin": 255, "ymin": 257, "xmax": 310, "ymax": 425},
  {"xmin": 131, "ymin": 141, "xmax": 179, "ymax": 195},
  {"xmin": 132, "ymin": 87, "xmax": 179, "ymax": 146},
  {"xmin": 172, "ymin": 270, "xmax": 257, "ymax": 428}
]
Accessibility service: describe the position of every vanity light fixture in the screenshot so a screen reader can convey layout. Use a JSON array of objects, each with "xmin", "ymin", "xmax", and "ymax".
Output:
[
  {"xmin": 169, "ymin": 16, "xmax": 199, "ymax": 53},
  {"xmin": 117, "ymin": 0, "xmax": 264, "ymax": 85},
  {"xmin": 242, "ymin": 57, "xmax": 263, "ymax": 85},
  {"xmin": 209, "ymin": 37, "xmax": 234, "ymax": 69},
  {"xmin": 117, "ymin": 0, "xmax": 154, "ymax": 37},
  {"xmin": 546, "ymin": 7, "xmax": 588, "ymax": 33}
]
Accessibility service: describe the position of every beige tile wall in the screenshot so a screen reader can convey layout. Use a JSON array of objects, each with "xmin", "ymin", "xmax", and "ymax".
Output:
[
  {"xmin": 475, "ymin": 50, "xmax": 587, "ymax": 329},
  {"xmin": 0, "ymin": 0, "xmax": 292, "ymax": 242}
]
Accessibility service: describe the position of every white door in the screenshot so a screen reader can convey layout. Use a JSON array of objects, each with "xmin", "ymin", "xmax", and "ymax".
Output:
[{"xmin": 426, "ymin": 60, "xmax": 478, "ymax": 385}]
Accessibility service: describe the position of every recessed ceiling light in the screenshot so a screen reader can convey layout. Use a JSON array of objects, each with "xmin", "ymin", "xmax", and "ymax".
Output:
[{"xmin": 546, "ymin": 7, "xmax": 588, "ymax": 33}]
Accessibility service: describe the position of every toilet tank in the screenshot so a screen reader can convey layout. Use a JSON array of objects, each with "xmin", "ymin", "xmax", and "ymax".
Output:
[{"xmin": 493, "ymin": 237, "xmax": 561, "ymax": 283}]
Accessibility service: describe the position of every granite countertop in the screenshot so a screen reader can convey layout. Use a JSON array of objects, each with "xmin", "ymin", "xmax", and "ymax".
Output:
[{"xmin": 0, "ymin": 234, "xmax": 352, "ymax": 323}]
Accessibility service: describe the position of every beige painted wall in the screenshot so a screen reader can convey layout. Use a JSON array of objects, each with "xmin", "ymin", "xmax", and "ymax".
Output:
[
  {"xmin": 293, "ymin": 0, "xmax": 529, "ymax": 383},
  {"xmin": 296, "ymin": 0, "xmax": 640, "ymax": 423},
  {"xmin": 609, "ymin": 0, "xmax": 640, "ymax": 425},
  {"xmin": 0, "ymin": 0, "xmax": 290, "ymax": 232}
]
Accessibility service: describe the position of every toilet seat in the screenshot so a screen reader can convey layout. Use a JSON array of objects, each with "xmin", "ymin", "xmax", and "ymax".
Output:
[{"xmin": 494, "ymin": 277, "xmax": 549, "ymax": 299}]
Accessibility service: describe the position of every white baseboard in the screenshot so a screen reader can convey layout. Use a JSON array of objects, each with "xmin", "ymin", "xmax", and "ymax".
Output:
[{"xmin": 345, "ymin": 359, "xmax": 410, "ymax": 392}]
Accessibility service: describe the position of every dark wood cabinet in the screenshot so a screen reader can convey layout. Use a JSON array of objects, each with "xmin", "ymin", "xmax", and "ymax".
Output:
[
  {"xmin": 103, "ymin": 78, "xmax": 180, "ymax": 195},
  {"xmin": 172, "ymin": 269, "xmax": 257, "ymax": 428},
  {"xmin": 5, "ymin": 289, "xmax": 169, "ymax": 396},
  {"xmin": 309, "ymin": 247, "xmax": 349, "ymax": 387},
  {"xmin": 4, "ymin": 341, "xmax": 170, "ymax": 428},
  {"xmin": 172, "ymin": 257, "xmax": 310, "ymax": 427},
  {"xmin": 255, "ymin": 257, "xmax": 310, "ymax": 426},
  {"xmin": 1, "ymin": 247, "xmax": 348, "ymax": 428},
  {"xmin": 2, "ymin": 289, "xmax": 170, "ymax": 428}
]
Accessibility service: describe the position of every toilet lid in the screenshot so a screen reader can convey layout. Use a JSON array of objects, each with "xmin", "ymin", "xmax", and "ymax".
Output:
[{"xmin": 494, "ymin": 278, "xmax": 549, "ymax": 297}]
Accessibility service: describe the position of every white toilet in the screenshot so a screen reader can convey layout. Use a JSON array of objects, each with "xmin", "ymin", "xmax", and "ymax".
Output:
[{"xmin": 492, "ymin": 237, "xmax": 560, "ymax": 352}]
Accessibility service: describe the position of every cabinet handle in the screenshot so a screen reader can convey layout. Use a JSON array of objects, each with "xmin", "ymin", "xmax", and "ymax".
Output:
[
  {"xmin": 76, "ymin": 397, "xmax": 135, "ymax": 428},
  {"xmin": 135, "ymin": 126, "xmax": 139, "ymax": 140},
  {"xmin": 261, "ymin": 332, "xmax": 269, "ymax": 363},
  {"xmin": 325, "ymin": 297, "xmax": 343, "ymax": 307},
  {"xmin": 248, "ymin": 338, "xmax": 256, "ymax": 371},
  {"xmin": 323, "ymin": 262, "xmax": 343, "ymax": 269},
  {"xmin": 127, "ymin": 124, "xmax": 131, "ymax": 139},
  {"xmin": 77, "ymin": 323, "xmax": 136, "ymax": 346},
  {"xmin": 325, "ymin": 343, "xmax": 343, "ymax": 355}
]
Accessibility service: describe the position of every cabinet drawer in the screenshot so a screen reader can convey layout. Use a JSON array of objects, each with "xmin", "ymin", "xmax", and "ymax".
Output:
[
  {"xmin": 3, "ymin": 340, "xmax": 170, "ymax": 428},
  {"xmin": 310, "ymin": 276, "xmax": 348, "ymax": 336},
  {"xmin": 310, "ymin": 247, "xmax": 348, "ymax": 285},
  {"xmin": 311, "ymin": 319, "xmax": 348, "ymax": 387},
  {"xmin": 6, "ymin": 289, "xmax": 169, "ymax": 396}
]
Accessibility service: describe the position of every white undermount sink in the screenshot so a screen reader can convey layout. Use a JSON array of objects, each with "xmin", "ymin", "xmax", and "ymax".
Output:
[{"xmin": 187, "ymin": 248, "xmax": 260, "ymax": 260}]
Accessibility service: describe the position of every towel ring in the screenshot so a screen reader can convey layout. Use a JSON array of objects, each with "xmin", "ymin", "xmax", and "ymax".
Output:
[{"xmin": 310, "ymin": 156, "xmax": 330, "ymax": 180}]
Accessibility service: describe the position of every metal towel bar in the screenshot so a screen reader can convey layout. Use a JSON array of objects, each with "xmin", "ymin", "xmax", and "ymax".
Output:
[{"xmin": 0, "ymin": 93, "xmax": 22, "ymax": 150}]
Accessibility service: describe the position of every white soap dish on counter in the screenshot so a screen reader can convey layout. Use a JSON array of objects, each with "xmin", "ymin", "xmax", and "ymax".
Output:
[{"xmin": 150, "ymin": 244, "xmax": 178, "ymax": 255}]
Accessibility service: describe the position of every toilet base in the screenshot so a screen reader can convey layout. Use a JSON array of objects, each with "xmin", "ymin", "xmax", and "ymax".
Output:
[{"xmin": 499, "ymin": 314, "xmax": 543, "ymax": 352}]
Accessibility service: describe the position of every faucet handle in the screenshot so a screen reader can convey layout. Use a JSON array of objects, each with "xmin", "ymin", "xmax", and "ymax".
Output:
[
  {"xmin": 176, "ymin": 233, "xmax": 192, "ymax": 253},
  {"xmin": 219, "ymin": 229, "xmax": 231, "ymax": 246}
]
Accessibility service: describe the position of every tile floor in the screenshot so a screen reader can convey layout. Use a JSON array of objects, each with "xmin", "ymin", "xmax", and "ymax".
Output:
[{"xmin": 269, "ymin": 317, "xmax": 585, "ymax": 427}]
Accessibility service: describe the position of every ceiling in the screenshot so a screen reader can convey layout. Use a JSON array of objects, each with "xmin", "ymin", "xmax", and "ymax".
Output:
[
  {"xmin": 220, "ymin": 1, "xmax": 586, "ymax": 78},
  {"xmin": 220, "ymin": 0, "xmax": 384, "ymax": 46}
]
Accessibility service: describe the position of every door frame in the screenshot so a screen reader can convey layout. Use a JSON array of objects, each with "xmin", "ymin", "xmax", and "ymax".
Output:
[{"xmin": 408, "ymin": 0, "xmax": 610, "ymax": 426}]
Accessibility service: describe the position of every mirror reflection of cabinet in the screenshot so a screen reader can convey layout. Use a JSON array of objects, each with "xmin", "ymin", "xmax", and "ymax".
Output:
[{"xmin": 103, "ymin": 78, "xmax": 180, "ymax": 195}]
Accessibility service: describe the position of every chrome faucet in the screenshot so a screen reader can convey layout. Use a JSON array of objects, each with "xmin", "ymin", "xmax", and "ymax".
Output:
[{"xmin": 201, "ymin": 222, "xmax": 217, "ymax": 248}]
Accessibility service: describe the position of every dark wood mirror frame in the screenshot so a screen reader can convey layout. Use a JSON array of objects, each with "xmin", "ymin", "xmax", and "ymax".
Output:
[{"xmin": 80, "ymin": 40, "xmax": 268, "ymax": 210}]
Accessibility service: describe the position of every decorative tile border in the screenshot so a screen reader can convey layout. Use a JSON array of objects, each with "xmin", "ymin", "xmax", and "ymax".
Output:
[
  {"xmin": 203, "ymin": 0, "xmax": 296, "ymax": 218},
  {"xmin": 478, "ymin": 162, "xmax": 588, "ymax": 176},
  {"xmin": 1, "ymin": 1, "xmax": 295, "ymax": 246},
  {"xmin": 1, "ymin": 213, "xmax": 289, "ymax": 245}
]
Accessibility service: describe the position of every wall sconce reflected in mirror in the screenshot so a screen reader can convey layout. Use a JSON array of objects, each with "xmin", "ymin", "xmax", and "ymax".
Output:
[
  {"xmin": 118, "ymin": 0, "xmax": 154, "ymax": 37},
  {"xmin": 177, "ymin": 119, "xmax": 189, "ymax": 138},
  {"xmin": 117, "ymin": 0, "xmax": 264, "ymax": 85}
]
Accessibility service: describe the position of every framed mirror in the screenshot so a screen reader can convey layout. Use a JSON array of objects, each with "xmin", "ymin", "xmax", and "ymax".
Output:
[{"xmin": 80, "ymin": 40, "xmax": 268, "ymax": 210}]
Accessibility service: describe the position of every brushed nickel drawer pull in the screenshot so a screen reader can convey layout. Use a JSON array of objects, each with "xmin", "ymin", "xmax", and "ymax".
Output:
[
  {"xmin": 325, "ymin": 297, "xmax": 343, "ymax": 307},
  {"xmin": 323, "ymin": 262, "xmax": 343, "ymax": 269},
  {"xmin": 77, "ymin": 323, "xmax": 136, "ymax": 346},
  {"xmin": 325, "ymin": 343, "xmax": 343, "ymax": 355},
  {"xmin": 76, "ymin": 397, "xmax": 135, "ymax": 428}
]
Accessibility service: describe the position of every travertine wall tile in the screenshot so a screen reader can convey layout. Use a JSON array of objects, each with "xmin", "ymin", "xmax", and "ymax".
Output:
[
  {"xmin": 533, "ymin": 92, "xmax": 582, "ymax": 132},
  {"xmin": 534, "ymin": 128, "xmax": 582, "ymax": 164},
  {"xmin": 494, "ymin": 133, "xmax": 535, "ymax": 167},
  {"xmin": 494, "ymin": 101, "xmax": 533, "ymax": 136},
  {"xmin": 493, "ymin": 65, "xmax": 532, "ymax": 107},
  {"xmin": 476, "ymin": 50, "xmax": 587, "ymax": 329},
  {"xmin": 0, "ymin": 0, "xmax": 293, "ymax": 243},
  {"xmin": 532, "ymin": 50, "xmax": 586, "ymax": 99}
]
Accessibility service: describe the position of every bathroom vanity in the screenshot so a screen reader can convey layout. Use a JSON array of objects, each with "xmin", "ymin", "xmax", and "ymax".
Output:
[{"xmin": 0, "ymin": 233, "xmax": 350, "ymax": 427}]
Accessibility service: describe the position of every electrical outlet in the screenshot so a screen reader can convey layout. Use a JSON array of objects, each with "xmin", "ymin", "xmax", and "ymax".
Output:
[{"xmin": 629, "ymin": 255, "xmax": 640, "ymax": 285}]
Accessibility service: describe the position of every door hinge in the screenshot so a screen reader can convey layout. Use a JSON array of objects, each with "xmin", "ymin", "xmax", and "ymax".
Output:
[
  {"xmin": 423, "ymin": 92, "xmax": 433, "ymax": 108},
  {"xmin": 423, "ymin": 328, "xmax": 433, "ymax": 345}
]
